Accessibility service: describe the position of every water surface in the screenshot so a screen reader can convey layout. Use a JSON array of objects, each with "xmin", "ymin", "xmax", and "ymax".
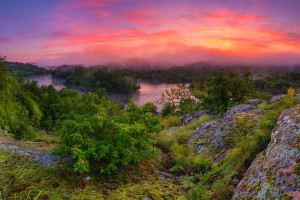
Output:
[{"xmin": 25, "ymin": 75, "xmax": 178, "ymax": 108}]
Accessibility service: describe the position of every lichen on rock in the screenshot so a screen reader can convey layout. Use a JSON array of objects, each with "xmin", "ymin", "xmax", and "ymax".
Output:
[
  {"xmin": 187, "ymin": 106, "xmax": 265, "ymax": 162},
  {"xmin": 232, "ymin": 104, "xmax": 300, "ymax": 200}
]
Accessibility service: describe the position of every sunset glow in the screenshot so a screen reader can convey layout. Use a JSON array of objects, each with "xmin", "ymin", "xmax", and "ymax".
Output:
[{"xmin": 1, "ymin": 0, "xmax": 300, "ymax": 66}]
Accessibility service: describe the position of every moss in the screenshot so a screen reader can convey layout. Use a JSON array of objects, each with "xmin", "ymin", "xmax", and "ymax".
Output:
[
  {"xmin": 294, "ymin": 164, "xmax": 300, "ymax": 176},
  {"xmin": 291, "ymin": 142, "xmax": 299, "ymax": 150},
  {"xmin": 254, "ymin": 180, "xmax": 261, "ymax": 192},
  {"xmin": 284, "ymin": 195, "xmax": 293, "ymax": 200},
  {"xmin": 0, "ymin": 149, "xmax": 180, "ymax": 199}
]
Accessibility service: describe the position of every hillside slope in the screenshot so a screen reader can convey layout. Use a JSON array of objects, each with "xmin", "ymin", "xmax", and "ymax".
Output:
[{"xmin": 232, "ymin": 104, "xmax": 300, "ymax": 200}]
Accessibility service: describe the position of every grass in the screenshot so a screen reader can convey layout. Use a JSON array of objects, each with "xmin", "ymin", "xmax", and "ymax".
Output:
[
  {"xmin": 157, "ymin": 115, "xmax": 214, "ymax": 150},
  {"xmin": 0, "ymin": 147, "xmax": 181, "ymax": 199},
  {"xmin": 33, "ymin": 133, "xmax": 60, "ymax": 144},
  {"xmin": 162, "ymin": 115, "xmax": 181, "ymax": 128},
  {"xmin": 157, "ymin": 115, "xmax": 215, "ymax": 174},
  {"xmin": 188, "ymin": 87, "xmax": 300, "ymax": 199}
]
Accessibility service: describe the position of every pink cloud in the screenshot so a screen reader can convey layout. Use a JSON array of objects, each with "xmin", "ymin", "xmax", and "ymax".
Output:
[{"xmin": 5, "ymin": 0, "xmax": 300, "ymax": 66}]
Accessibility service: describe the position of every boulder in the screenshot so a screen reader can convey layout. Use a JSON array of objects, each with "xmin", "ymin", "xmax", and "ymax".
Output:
[
  {"xmin": 180, "ymin": 111, "xmax": 209, "ymax": 126},
  {"xmin": 188, "ymin": 108, "xmax": 265, "ymax": 161},
  {"xmin": 223, "ymin": 104, "xmax": 256, "ymax": 118},
  {"xmin": 268, "ymin": 94, "xmax": 286, "ymax": 104},
  {"xmin": 247, "ymin": 99, "xmax": 264, "ymax": 106},
  {"xmin": 232, "ymin": 104, "xmax": 300, "ymax": 200}
]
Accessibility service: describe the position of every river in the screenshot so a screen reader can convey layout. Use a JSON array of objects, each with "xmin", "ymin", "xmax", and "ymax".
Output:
[{"xmin": 24, "ymin": 75, "xmax": 178, "ymax": 108}]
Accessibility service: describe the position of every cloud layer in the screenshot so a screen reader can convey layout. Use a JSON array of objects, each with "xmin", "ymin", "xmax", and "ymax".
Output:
[{"xmin": 1, "ymin": 0, "xmax": 300, "ymax": 66}]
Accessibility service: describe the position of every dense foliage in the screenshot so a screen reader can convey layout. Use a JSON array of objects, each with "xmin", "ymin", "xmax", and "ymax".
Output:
[
  {"xmin": 52, "ymin": 66, "xmax": 140, "ymax": 93},
  {"xmin": 158, "ymin": 71, "xmax": 259, "ymax": 115},
  {"xmin": 0, "ymin": 57, "xmax": 40, "ymax": 139},
  {"xmin": 255, "ymin": 72, "xmax": 300, "ymax": 94},
  {"xmin": 7, "ymin": 62, "xmax": 49, "ymax": 80},
  {"xmin": 56, "ymin": 99, "xmax": 162, "ymax": 174},
  {"xmin": 0, "ymin": 57, "xmax": 162, "ymax": 174},
  {"xmin": 198, "ymin": 71, "xmax": 256, "ymax": 114}
]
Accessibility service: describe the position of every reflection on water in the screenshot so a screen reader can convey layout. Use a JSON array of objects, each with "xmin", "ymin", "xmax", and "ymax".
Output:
[
  {"xmin": 109, "ymin": 82, "xmax": 177, "ymax": 108},
  {"xmin": 24, "ymin": 75, "xmax": 66, "ymax": 91},
  {"xmin": 25, "ymin": 75, "xmax": 178, "ymax": 108}
]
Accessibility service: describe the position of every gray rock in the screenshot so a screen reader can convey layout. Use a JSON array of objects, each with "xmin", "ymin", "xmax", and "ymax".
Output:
[
  {"xmin": 223, "ymin": 104, "xmax": 256, "ymax": 118},
  {"xmin": 268, "ymin": 94, "xmax": 285, "ymax": 104},
  {"xmin": 142, "ymin": 197, "xmax": 152, "ymax": 200},
  {"xmin": 180, "ymin": 111, "xmax": 208, "ymax": 126},
  {"xmin": 188, "ymin": 108, "xmax": 264, "ymax": 162},
  {"xmin": 0, "ymin": 142, "xmax": 71, "ymax": 166},
  {"xmin": 232, "ymin": 104, "xmax": 300, "ymax": 200},
  {"xmin": 187, "ymin": 122, "xmax": 217, "ymax": 144},
  {"xmin": 247, "ymin": 99, "xmax": 264, "ymax": 106}
]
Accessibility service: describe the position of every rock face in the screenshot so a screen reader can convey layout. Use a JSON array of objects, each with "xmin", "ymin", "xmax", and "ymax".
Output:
[
  {"xmin": 232, "ymin": 104, "xmax": 300, "ymax": 200},
  {"xmin": 223, "ymin": 104, "xmax": 256, "ymax": 118},
  {"xmin": 247, "ymin": 99, "xmax": 264, "ymax": 106},
  {"xmin": 180, "ymin": 111, "xmax": 210, "ymax": 126},
  {"xmin": 188, "ymin": 108, "xmax": 266, "ymax": 162},
  {"xmin": 269, "ymin": 94, "xmax": 286, "ymax": 104},
  {"xmin": 0, "ymin": 136, "xmax": 71, "ymax": 166}
]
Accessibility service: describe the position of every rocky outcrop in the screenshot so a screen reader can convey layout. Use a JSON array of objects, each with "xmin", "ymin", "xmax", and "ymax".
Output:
[
  {"xmin": 180, "ymin": 111, "xmax": 213, "ymax": 126},
  {"xmin": 188, "ymin": 108, "xmax": 266, "ymax": 162},
  {"xmin": 247, "ymin": 99, "xmax": 264, "ymax": 106},
  {"xmin": 269, "ymin": 94, "xmax": 286, "ymax": 104},
  {"xmin": 223, "ymin": 104, "xmax": 256, "ymax": 118},
  {"xmin": 232, "ymin": 104, "xmax": 300, "ymax": 200},
  {"xmin": 0, "ymin": 136, "xmax": 71, "ymax": 166}
]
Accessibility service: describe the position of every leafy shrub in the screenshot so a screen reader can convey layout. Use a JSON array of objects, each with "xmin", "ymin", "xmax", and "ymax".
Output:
[
  {"xmin": 259, "ymin": 111, "xmax": 278, "ymax": 130},
  {"xmin": 161, "ymin": 102, "xmax": 176, "ymax": 116},
  {"xmin": 158, "ymin": 84, "xmax": 200, "ymax": 116},
  {"xmin": 142, "ymin": 102, "xmax": 157, "ymax": 113},
  {"xmin": 258, "ymin": 102, "xmax": 272, "ymax": 110},
  {"xmin": 193, "ymin": 156, "xmax": 209, "ymax": 172},
  {"xmin": 0, "ymin": 126, "xmax": 13, "ymax": 137},
  {"xmin": 250, "ymin": 91, "xmax": 273, "ymax": 100},
  {"xmin": 56, "ymin": 99, "xmax": 162, "ymax": 174}
]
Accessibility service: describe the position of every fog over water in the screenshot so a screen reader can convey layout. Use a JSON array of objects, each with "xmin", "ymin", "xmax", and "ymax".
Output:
[{"xmin": 24, "ymin": 75, "xmax": 178, "ymax": 108}]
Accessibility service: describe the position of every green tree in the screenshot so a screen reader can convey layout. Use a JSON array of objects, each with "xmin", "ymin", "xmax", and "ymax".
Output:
[
  {"xmin": 201, "ymin": 71, "xmax": 255, "ymax": 114},
  {"xmin": 0, "ymin": 56, "xmax": 8, "ymax": 89}
]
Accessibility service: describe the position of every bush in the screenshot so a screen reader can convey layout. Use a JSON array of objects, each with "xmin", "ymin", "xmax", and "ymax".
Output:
[
  {"xmin": 56, "ymin": 99, "xmax": 162, "ymax": 174},
  {"xmin": 161, "ymin": 102, "xmax": 176, "ymax": 116},
  {"xmin": 251, "ymin": 91, "xmax": 273, "ymax": 101},
  {"xmin": 142, "ymin": 102, "xmax": 157, "ymax": 113},
  {"xmin": 258, "ymin": 102, "xmax": 272, "ymax": 110},
  {"xmin": 259, "ymin": 111, "xmax": 278, "ymax": 130},
  {"xmin": 193, "ymin": 156, "xmax": 209, "ymax": 172}
]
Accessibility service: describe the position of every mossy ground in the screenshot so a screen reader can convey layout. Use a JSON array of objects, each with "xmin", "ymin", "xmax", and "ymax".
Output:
[{"xmin": 0, "ymin": 147, "xmax": 181, "ymax": 200}]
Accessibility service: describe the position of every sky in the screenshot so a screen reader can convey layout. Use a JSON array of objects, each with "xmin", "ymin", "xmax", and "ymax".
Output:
[{"xmin": 1, "ymin": 0, "xmax": 300, "ymax": 67}]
